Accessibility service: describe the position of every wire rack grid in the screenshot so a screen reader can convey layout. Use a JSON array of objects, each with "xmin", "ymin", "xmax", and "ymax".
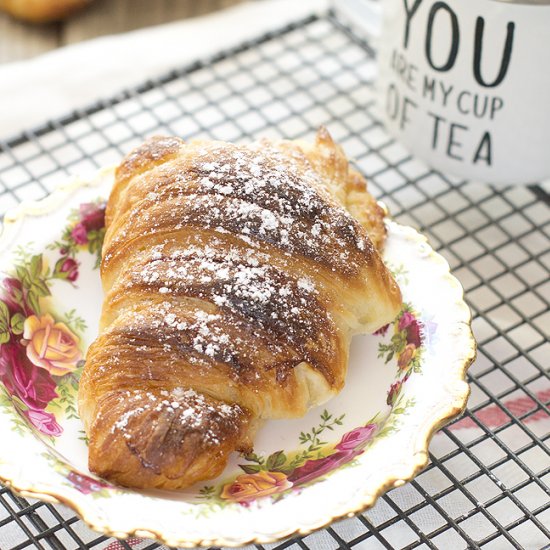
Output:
[{"xmin": 0, "ymin": 10, "xmax": 548, "ymax": 550}]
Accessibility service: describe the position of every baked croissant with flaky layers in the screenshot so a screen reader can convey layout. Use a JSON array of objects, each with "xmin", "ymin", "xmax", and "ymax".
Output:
[{"xmin": 78, "ymin": 128, "xmax": 402, "ymax": 490}]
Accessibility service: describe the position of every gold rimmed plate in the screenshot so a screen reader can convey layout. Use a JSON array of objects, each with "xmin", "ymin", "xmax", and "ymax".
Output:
[{"xmin": 0, "ymin": 169, "xmax": 475, "ymax": 547}]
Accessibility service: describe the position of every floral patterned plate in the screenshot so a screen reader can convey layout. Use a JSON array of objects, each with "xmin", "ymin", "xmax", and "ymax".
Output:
[{"xmin": 0, "ymin": 168, "xmax": 475, "ymax": 547}]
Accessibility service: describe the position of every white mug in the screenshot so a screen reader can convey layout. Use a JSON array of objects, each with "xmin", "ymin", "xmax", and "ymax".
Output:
[{"xmin": 334, "ymin": 0, "xmax": 550, "ymax": 186}]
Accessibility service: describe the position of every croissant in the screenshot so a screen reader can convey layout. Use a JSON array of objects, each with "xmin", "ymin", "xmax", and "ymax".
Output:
[{"xmin": 78, "ymin": 128, "xmax": 402, "ymax": 490}]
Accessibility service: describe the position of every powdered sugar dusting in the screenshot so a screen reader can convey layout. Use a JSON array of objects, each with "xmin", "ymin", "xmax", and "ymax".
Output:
[
  {"xmin": 106, "ymin": 140, "xmax": 373, "ymax": 275},
  {"xmin": 110, "ymin": 388, "xmax": 243, "ymax": 446},
  {"xmin": 127, "ymin": 238, "xmax": 334, "ymax": 364},
  {"xmin": 101, "ymin": 139, "xmax": 359, "ymax": 405}
]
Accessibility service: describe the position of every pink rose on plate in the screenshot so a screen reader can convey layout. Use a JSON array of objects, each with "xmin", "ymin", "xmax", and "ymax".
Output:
[
  {"xmin": 406, "ymin": 322, "xmax": 422, "ymax": 348},
  {"xmin": 79, "ymin": 203, "xmax": 106, "ymax": 231},
  {"xmin": 387, "ymin": 380, "xmax": 402, "ymax": 406},
  {"xmin": 23, "ymin": 408, "xmax": 63, "ymax": 436},
  {"xmin": 23, "ymin": 314, "xmax": 82, "ymax": 376},
  {"xmin": 58, "ymin": 258, "xmax": 79, "ymax": 282},
  {"xmin": 398, "ymin": 311, "xmax": 416, "ymax": 330},
  {"xmin": 0, "ymin": 343, "xmax": 57, "ymax": 409},
  {"xmin": 71, "ymin": 222, "xmax": 88, "ymax": 245},
  {"xmin": 288, "ymin": 449, "xmax": 363, "ymax": 486},
  {"xmin": 68, "ymin": 471, "xmax": 111, "ymax": 494},
  {"xmin": 2, "ymin": 277, "xmax": 31, "ymax": 316},
  {"xmin": 387, "ymin": 373, "xmax": 410, "ymax": 406},
  {"xmin": 335, "ymin": 424, "xmax": 377, "ymax": 452},
  {"xmin": 398, "ymin": 311, "xmax": 423, "ymax": 348},
  {"xmin": 373, "ymin": 323, "xmax": 389, "ymax": 336}
]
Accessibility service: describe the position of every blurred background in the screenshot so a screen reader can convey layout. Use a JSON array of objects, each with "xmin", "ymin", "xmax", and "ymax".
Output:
[{"xmin": 0, "ymin": 0, "xmax": 246, "ymax": 63}]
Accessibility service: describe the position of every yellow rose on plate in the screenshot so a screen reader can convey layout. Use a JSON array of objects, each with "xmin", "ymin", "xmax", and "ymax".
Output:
[
  {"xmin": 221, "ymin": 471, "xmax": 292, "ymax": 503},
  {"xmin": 23, "ymin": 314, "xmax": 82, "ymax": 376},
  {"xmin": 397, "ymin": 343, "xmax": 417, "ymax": 371}
]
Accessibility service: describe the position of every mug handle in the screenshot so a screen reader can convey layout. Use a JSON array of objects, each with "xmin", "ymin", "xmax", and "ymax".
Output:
[{"xmin": 330, "ymin": 0, "xmax": 382, "ymax": 45}]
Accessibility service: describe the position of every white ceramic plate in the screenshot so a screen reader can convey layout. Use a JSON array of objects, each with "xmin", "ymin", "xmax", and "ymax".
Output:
[{"xmin": 0, "ymin": 169, "xmax": 475, "ymax": 547}]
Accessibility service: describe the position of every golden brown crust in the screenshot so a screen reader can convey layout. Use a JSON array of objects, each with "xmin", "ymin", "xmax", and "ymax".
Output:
[
  {"xmin": 88, "ymin": 388, "xmax": 253, "ymax": 490},
  {"xmin": 79, "ymin": 129, "xmax": 402, "ymax": 490},
  {"xmin": 106, "ymin": 136, "xmax": 184, "ymax": 228},
  {"xmin": 290, "ymin": 126, "xmax": 386, "ymax": 250},
  {"xmin": 103, "ymin": 137, "xmax": 379, "ymax": 279},
  {"xmin": 345, "ymin": 168, "xmax": 386, "ymax": 251}
]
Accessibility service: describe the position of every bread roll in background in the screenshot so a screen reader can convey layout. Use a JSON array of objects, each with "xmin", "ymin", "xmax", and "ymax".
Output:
[{"xmin": 0, "ymin": 0, "xmax": 91, "ymax": 22}]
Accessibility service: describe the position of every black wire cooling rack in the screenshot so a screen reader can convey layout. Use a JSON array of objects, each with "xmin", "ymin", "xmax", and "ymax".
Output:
[{"xmin": 0, "ymin": 9, "xmax": 549, "ymax": 550}]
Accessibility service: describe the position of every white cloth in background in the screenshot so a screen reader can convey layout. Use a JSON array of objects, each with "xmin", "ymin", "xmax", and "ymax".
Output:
[{"xmin": 0, "ymin": 0, "xmax": 326, "ymax": 139}]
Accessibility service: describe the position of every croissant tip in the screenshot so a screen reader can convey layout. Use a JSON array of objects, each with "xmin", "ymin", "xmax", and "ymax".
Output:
[
  {"xmin": 316, "ymin": 125, "xmax": 332, "ymax": 143},
  {"xmin": 87, "ymin": 388, "xmax": 253, "ymax": 490}
]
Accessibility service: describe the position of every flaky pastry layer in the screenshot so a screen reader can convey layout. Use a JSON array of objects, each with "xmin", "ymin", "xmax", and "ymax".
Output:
[{"xmin": 78, "ymin": 129, "xmax": 402, "ymax": 489}]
